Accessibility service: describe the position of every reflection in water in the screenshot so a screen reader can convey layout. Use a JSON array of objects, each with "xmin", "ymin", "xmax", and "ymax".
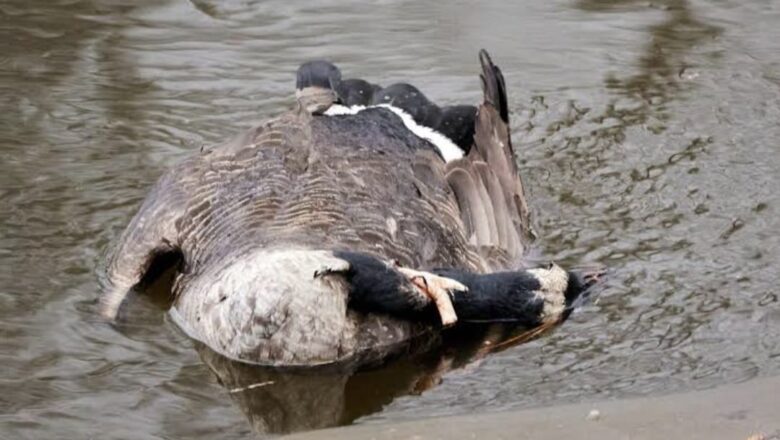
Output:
[
  {"xmin": 132, "ymin": 251, "xmax": 566, "ymax": 436},
  {"xmin": 138, "ymin": 269, "xmax": 551, "ymax": 436},
  {"xmin": 0, "ymin": 0, "xmax": 158, "ymax": 147},
  {"xmin": 196, "ymin": 323, "xmax": 547, "ymax": 435},
  {"xmin": 579, "ymin": 0, "xmax": 722, "ymax": 125},
  {"xmin": 2, "ymin": 0, "xmax": 780, "ymax": 438}
]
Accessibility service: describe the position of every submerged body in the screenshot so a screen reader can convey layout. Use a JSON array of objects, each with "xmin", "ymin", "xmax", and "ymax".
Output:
[{"xmin": 101, "ymin": 51, "xmax": 595, "ymax": 367}]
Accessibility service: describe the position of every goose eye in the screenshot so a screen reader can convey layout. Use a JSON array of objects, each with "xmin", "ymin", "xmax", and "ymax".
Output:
[{"xmin": 545, "ymin": 261, "xmax": 555, "ymax": 270}]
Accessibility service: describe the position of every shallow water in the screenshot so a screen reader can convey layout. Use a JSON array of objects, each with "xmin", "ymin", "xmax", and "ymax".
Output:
[{"xmin": 1, "ymin": 0, "xmax": 779, "ymax": 438}]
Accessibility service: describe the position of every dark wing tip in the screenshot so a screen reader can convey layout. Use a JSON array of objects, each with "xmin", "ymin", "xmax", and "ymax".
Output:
[{"xmin": 478, "ymin": 49, "xmax": 509, "ymax": 124}]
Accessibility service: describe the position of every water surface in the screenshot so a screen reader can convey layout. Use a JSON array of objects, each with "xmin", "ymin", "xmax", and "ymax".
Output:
[{"xmin": 1, "ymin": 0, "xmax": 779, "ymax": 438}]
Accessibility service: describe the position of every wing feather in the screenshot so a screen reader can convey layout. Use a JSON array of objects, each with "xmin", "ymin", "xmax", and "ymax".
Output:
[{"xmin": 445, "ymin": 50, "xmax": 534, "ymax": 269}]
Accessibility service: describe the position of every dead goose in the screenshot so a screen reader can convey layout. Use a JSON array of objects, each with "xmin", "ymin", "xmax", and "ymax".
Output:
[{"xmin": 100, "ymin": 50, "xmax": 602, "ymax": 367}]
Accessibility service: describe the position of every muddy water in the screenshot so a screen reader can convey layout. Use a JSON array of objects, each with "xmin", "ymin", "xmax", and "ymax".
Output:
[{"xmin": 1, "ymin": 0, "xmax": 779, "ymax": 438}]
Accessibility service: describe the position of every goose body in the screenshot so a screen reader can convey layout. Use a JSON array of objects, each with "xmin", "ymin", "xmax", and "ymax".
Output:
[{"xmin": 101, "ymin": 51, "xmax": 597, "ymax": 367}]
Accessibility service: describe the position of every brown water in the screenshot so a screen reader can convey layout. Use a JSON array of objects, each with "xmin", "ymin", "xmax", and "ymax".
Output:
[{"xmin": 1, "ymin": 0, "xmax": 779, "ymax": 438}]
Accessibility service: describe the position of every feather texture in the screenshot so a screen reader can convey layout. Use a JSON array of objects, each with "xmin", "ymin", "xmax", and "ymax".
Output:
[
  {"xmin": 101, "ymin": 51, "xmax": 534, "ymax": 366},
  {"xmin": 445, "ymin": 49, "xmax": 535, "ymax": 269}
]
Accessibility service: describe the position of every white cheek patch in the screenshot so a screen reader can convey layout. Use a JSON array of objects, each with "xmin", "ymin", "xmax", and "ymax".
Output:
[
  {"xmin": 323, "ymin": 103, "xmax": 464, "ymax": 162},
  {"xmin": 323, "ymin": 103, "xmax": 366, "ymax": 116},
  {"xmin": 527, "ymin": 264, "xmax": 570, "ymax": 323}
]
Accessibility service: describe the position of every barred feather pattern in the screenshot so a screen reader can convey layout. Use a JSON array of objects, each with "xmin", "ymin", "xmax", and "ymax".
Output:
[{"xmin": 101, "ymin": 51, "xmax": 533, "ymax": 366}]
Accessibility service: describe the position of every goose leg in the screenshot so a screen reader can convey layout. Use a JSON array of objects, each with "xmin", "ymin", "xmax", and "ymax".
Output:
[
  {"xmin": 333, "ymin": 251, "xmax": 467, "ymax": 326},
  {"xmin": 395, "ymin": 266, "xmax": 465, "ymax": 327}
]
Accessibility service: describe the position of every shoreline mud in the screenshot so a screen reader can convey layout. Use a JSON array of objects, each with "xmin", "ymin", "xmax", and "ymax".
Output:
[{"xmin": 288, "ymin": 376, "xmax": 780, "ymax": 439}]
